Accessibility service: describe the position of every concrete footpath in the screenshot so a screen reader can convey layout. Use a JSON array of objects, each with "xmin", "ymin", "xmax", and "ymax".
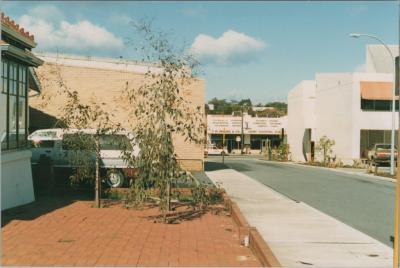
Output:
[{"xmin": 206, "ymin": 168, "xmax": 392, "ymax": 267}]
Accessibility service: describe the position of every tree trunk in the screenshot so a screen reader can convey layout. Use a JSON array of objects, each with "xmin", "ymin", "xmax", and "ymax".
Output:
[
  {"xmin": 95, "ymin": 138, "xmax": 101, "ymax": 208},
  {"xmin": 167, "ymin": 180, "xmax": 171, "ymax": 211},
  {"xmin": 162, "ymin": 180, "xmax": 171, "ymax": 223}
]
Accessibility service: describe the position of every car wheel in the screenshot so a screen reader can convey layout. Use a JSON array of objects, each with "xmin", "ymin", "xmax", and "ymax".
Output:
[{"xmin": 106, "ymin": 170, "xmax": 125, "ymax": 188}]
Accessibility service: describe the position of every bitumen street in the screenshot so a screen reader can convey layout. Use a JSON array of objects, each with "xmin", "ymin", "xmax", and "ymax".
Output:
[{"xmin": 205, "ymin": 156, "xmax": 394, "ymax": 267}]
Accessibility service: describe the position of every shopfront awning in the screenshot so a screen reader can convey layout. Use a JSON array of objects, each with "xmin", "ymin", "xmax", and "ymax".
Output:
[{"xmin": 360, "ymin": 81, "xmax": 397, "ymax": 100}]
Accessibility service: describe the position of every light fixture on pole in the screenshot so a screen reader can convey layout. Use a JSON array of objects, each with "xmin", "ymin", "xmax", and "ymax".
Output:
[{"xmin": 350, "ymin": 32, "xmax": 398, "ymax": 268}]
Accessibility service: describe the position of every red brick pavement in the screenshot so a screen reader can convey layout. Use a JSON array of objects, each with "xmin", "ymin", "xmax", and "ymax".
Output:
[{"xmin": 2, "ymin": 196, "xmax": 261, "ymax": 267}]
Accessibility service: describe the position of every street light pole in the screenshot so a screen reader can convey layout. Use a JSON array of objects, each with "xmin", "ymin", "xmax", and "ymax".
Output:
[
  {"xmin": 350, "ymin": 33, "xmax": 396, "ymax": 175},
  {"xmin": 350, "ymin": 33, "xmax": 397, "ymax": 268},
  {"xmin": 241, "ymin": 105, "xmax": 244, "ymax": 154}
]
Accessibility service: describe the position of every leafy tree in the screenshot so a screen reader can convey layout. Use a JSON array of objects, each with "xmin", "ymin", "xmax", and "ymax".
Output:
[
  {"xmin": 124, "ymin": 20, "xmax": 205, "ymax": 222},
  {"xmin": 208, "ymin": 98, "xmax": 233, "ymax": 115},
  {"xmin": 265, "ymin": 101, "xmax": 287, "ymax": 111},
  {"xmin": 238, "ymin": 98, "xmax": 252, "ymax": 107},
  {"xmin": 273, "ymin": 144, "xmax": 290, "ymax": 161},
  {"xmin": 206, "ymin": 98, "xmax": 254, "ymax": 115},
  {"xmin": 255, "ymin": 108, "xmax": 286, "ymax": 118},
  {"xmin": 316, "ymin": 135, "xmax": 335, "ymax": 165},
  {"xmin": 205, "ymin": 98, "xmax": 287, "ymax": 117}
]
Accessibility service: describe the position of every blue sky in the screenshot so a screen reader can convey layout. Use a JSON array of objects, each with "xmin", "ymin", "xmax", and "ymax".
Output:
[{"xmin": 2, "ymin": 1, "xmax": 398, "ymax": 103}]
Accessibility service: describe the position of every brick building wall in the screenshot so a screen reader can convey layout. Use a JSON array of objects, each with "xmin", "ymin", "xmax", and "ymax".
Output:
[{"xmin": 30, "ymin": 56, "xmax": 205, "ymax": 171}]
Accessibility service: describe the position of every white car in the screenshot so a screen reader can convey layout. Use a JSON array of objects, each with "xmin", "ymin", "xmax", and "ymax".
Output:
[
  {"xmin": 205, "ymin": 144, "xmax": 227, "ymax": 156},
  {"xmin": 28, "ymin": 128, "xmax": 139, "ymax": 188}
]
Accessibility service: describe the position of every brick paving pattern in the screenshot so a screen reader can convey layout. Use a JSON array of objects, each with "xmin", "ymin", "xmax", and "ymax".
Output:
[{"xmin": 2, "ymin": 195, "xmax": 261, "ymax": 267}]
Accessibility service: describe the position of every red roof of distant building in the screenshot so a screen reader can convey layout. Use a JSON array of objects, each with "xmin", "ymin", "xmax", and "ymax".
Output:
[{"xmin": 1, "ymin": 13, "xmax": 34, "ymax": 41}]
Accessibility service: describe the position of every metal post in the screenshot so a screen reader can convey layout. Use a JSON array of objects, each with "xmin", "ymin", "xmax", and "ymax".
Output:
[
  {"xmin": 241, "ymin": 105, "xmax": 244, "ymax": 154},
  {"xmin": 392, "ymin": 58, "xmax": 396, "ymax": 175},
  {"xmin": 394, "ymin": 56, "xmax": 400, "ymax": 268},
  {"xmin": 393, "ymin": 6, "xmax": 400, "ymax": 265},
  {"xmin": 395, "ymin": 143, "xmax": 400, "ymax": 268},
  {"xmin": 222, "ymin": 129, "xmax": 225, "ymax": 164}
]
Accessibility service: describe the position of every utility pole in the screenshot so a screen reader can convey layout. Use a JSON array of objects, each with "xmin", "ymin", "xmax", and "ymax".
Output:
[
  {"xmin": 241, "ymin": 105, "xmax": 244, "ymax": 154},
  {"xmin": 395, "ymin": 55, "xmax": 400, "ymax": 268},
  {"xmin": 222, "ymin": 128, "xmax": 226, "ymax": 164}
]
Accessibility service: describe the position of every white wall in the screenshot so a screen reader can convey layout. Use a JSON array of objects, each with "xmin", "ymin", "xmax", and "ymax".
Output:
[
  {"xmin": 366, "ymin": 45, "xmax": 398, "ymax": 73},
  {"xmin": 315, "ymin": 73, "xmax": 354, "ymax": 164},
  {"xmin": 287, "ymin": 80, "xmax": 316, "ymax": 162},
  {"xmin": 314, "ymin": 72, "xmax": 396, "ymax": 164},
  {"xmin": 288, "ymin": 58, "xmax": 397, "ymax": 164},
  {"xmin": 1, "ymin": 150, "xmax": 35, "ymax": 210}
]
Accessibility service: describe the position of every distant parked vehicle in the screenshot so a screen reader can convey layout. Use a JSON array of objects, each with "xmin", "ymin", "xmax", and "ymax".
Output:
[
  {"xmin": 367, "ymin": 143, "xmax": 397, "ymax": 166},
  {"xmin": 28, "ymin": 128, "xmax": 139, "ymax": 188},
  {"xmin": 204, "ymin": 144, "xmax": 227, "ymax": 156}
]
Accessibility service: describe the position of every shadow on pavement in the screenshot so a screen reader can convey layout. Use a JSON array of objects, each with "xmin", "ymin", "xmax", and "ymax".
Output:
[
  {"xmin": 1, "ymin": 189, "xmax": 92, "ymax": 227},
  {"xmin": 191, "ymin": 171, "xmax": 215, "ymax": 186},
  {"xmin": 204, "ymin": 161, "xmax": 229, "ymax": 171}
]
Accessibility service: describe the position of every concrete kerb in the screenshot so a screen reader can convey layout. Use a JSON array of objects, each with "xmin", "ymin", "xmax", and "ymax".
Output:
[
  {"xmin": 256, "ymin": 158, "xmax": 396, "ymax": 183},
  {"xmin": 223, "ymin": 194, "xmax": 282, "ymax": 267}
]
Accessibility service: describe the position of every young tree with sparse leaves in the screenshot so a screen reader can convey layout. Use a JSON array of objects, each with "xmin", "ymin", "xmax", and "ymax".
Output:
[
  {"xmin": 124, "ymin": 20, "xmax": 205, "ymax": 221},
  {"xmin": 45, "ymin": 65, "xmax": 121, "ymax": 208},
  {"xmin": 316, "ymin": 135, "xmax": 335, "ymax": 166}
]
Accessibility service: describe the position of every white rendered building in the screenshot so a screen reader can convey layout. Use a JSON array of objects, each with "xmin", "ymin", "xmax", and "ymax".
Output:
[{"xmin": 288, "ymin": 45, "xmax": 398, "ymax": 164}]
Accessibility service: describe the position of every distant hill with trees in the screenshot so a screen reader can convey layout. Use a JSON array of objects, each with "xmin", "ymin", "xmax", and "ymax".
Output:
[{"xmin": 205, "ymin": 98, "xmax": 287, "ymax": 117}]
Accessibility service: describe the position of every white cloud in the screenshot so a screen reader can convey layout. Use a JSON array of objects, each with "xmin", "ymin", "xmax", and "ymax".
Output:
[
  {"xmin": 29, "ymin": 5, "xmax": 65, "ymax": 23},
  {"xmin": 18, "ymin": 6, "xmax": 123, "ymax": 52},
  {"xmin": 190, "ymin": 30, "xmax": 266, "ymax": 65}
]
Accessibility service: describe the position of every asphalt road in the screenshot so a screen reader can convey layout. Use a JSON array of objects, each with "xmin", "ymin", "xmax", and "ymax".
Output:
[{"xmin": 205, "ymin": 156, "xmax": 395, "ymax": 247}]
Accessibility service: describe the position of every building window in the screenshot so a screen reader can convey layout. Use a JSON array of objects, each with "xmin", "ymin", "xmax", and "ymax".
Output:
[
  {"xmin": 360, "ymin": 129, "xmax": 398, "ymax": 158},
  {"xmin": 18, "ymin": 65, "xmax": 27, "ymax": 148},
  {"xmin": 1, "ymin": 58, "xmax": 28, "ymax": 150},
  {"xmin": 361, "ymin": 99, "xmax": 399, "ymax": 111},
  {"xmin": 2, "ymin": 60, "xmax": 7, "ymax": 94}
]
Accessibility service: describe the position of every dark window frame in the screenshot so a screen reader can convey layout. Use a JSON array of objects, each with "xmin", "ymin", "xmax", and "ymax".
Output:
[
  {"xmin": 361, "ymin": 98, "xmax": 399, "ymax": 112},
  {"xmin": 1, "ymin": 57, "xmax": 29, "ymax": 151}
]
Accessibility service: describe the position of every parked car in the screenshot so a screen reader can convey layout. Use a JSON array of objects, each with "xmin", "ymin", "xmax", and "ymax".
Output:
[
  {"xmin": 204, "ymin": 144, "xmax": 228, "ymax": 156},
  {"xmin": 367, "ymin": 143, "xmax": 397, "ymax": 166},
  {"xmin": 28, "ymin": 128, "xmax": 139, "ymax": 188}
]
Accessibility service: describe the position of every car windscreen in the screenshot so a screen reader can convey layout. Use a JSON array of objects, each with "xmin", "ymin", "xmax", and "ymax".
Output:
[
  {"xmin": 376, "ymin": 144, "xmax": 397, "ymax": 150},
  {"xmin": 99, "ymin": 135, "xmax": 132, "ymax": 151},
  {"xmin": 30, "ymin": 140, "xmax": 55, "ymax": 148},
  {"xmin": 62, "ymin": 133, "xmax": 96, "ymax": 150},
  {"xmin": 62, "ymin": 133, "xmax": 133, "ymax": 151},
  {"xmin": 30, "ymin": 131, "xmax": 58, "ymax": 139}
]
